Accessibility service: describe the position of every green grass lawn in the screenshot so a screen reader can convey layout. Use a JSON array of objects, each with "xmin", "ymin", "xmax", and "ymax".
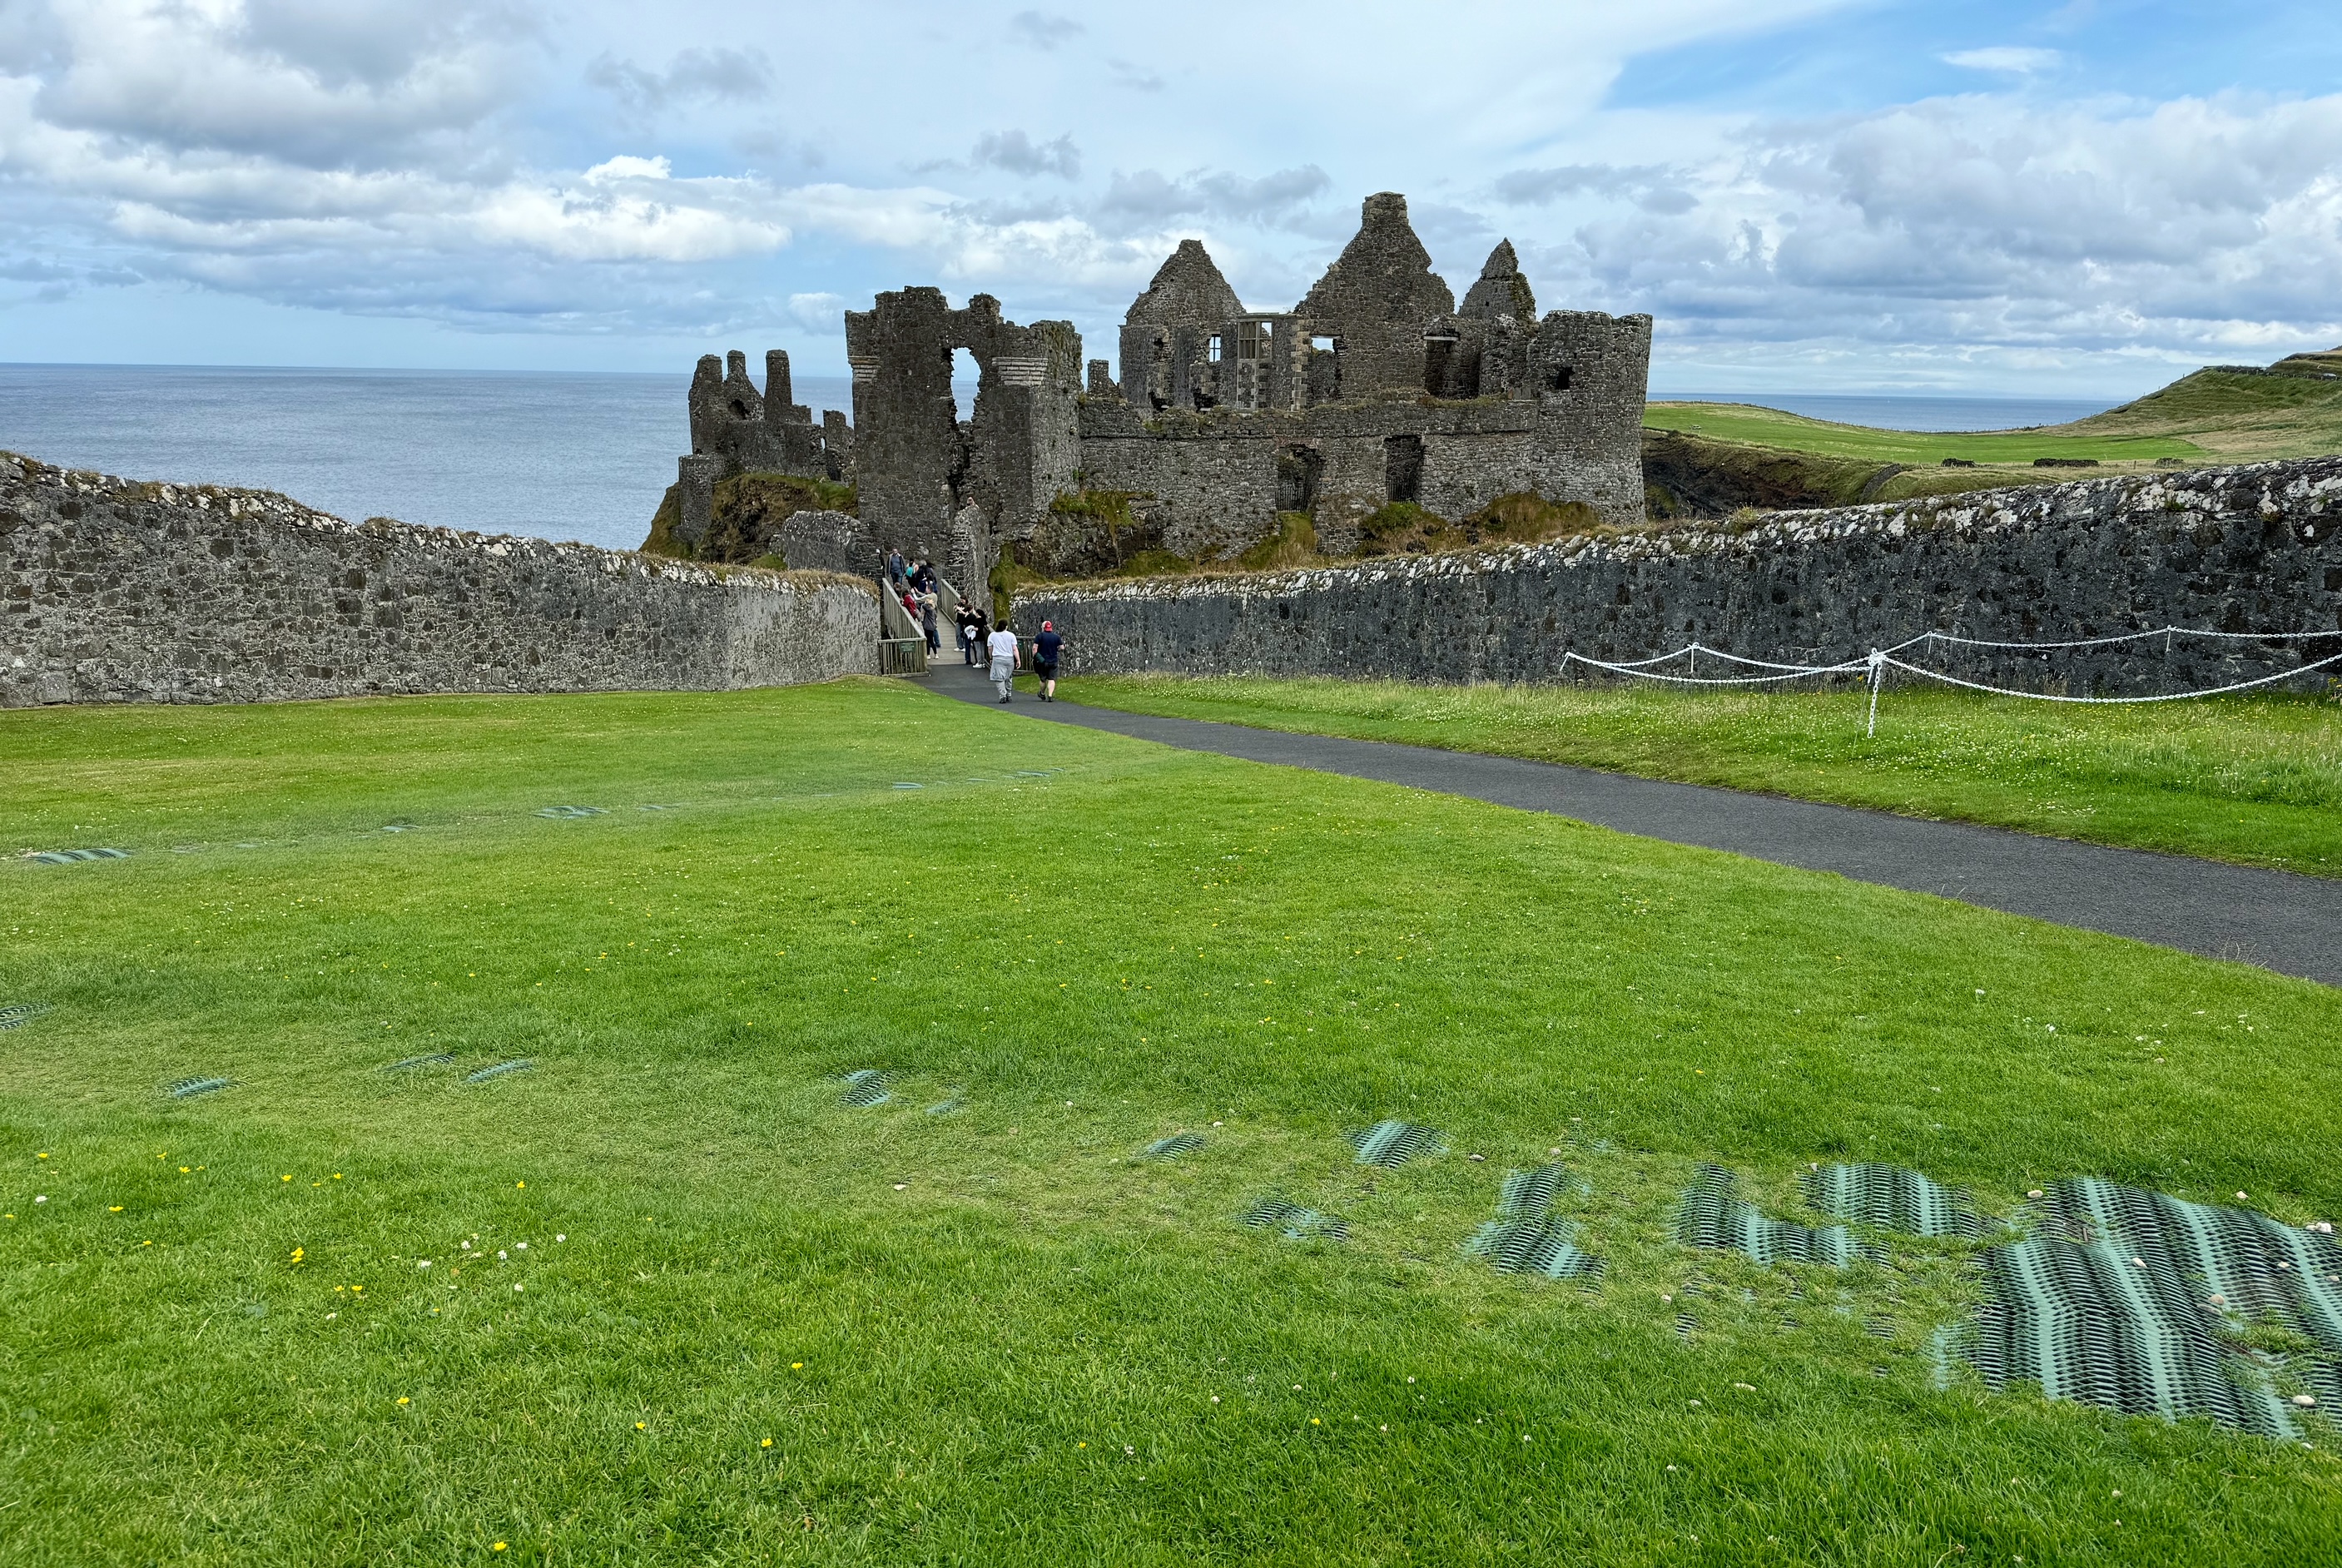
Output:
[
  {"xmin": 5, "ymin": 679, "xmax": 2340, "ymax": 1564},
  {"xmin": 1059, "ymin": 676, "xmax": 2342, "ymax": 877},
  {"xmin": 1646, "ymin": 402, "xmax": 2206, "ymax": 464}
]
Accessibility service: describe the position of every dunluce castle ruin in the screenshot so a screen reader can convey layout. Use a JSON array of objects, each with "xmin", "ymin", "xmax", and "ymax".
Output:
[{"xmin": 663, "ymin": 191, "xmax": 1653, "ymax": 588}]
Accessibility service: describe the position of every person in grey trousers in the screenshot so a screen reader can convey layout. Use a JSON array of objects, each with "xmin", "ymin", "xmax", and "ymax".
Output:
[{"xmin": 985, "ymin": 619, "xmax": 1021, "ymax": 702}]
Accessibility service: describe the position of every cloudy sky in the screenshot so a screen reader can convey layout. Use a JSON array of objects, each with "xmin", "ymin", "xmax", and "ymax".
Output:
[{"xmin": 4, "ymin": 0, "xmax": 2341, "ymax": 394}]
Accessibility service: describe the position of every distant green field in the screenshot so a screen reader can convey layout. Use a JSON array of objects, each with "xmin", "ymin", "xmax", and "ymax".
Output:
[
  {"xmin": 6, "ymin": 681, "xmax": 2340, "ymax": 1563},
  {"xmin": 1645, "ymin": 401, "xmax": 2206, "ymax": 464}
]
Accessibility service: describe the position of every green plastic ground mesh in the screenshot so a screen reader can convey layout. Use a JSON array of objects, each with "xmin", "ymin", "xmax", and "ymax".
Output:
[
  {"xmin": 1680, "ymin": 1164, "xmax": 1880, "ymax": 1268},
  {"xmin": 1468, "ymin": 1217, "xmax": 1605, "ymax": 1283},
  {"xmin": 0, "ymin": 1003, "xmax": 52, "ymax": 1032},
  {"xmin": 1465, "ymin": 1163, "xmax": 1605, "ymax": 1283},
  {"xmin": 1346, "ymin": 1120, "xmax": 1443, "ymax": 1168},
  {"xmin": 464, "ymin": 1059, "xmax": 534, "ymax": 1083},
  {"xmin": 166, "ymin": 1076, "xmax": 231, "ymax": 1099},
  {"xmin": 838, "ymin": 1069, "xmax": 891, "ymax": 1107},
  {"xmin": 1802, "ymin": 1162, "xmax": 1988, "ymax": 1238},
  {"xmin": 382, "ymin": 1052, "xmax": 455, "ymax": 1072},
  {"xmin": 29, "ymin": 848, "xmax": 129, "ymax": 865},
  {"xmin": 1968, "ymin": 1176, "xmax": 2342, "ymax": 1437},
  {"xmin": 1143, "ymin": 1133, "xmax": 1207, "ymax": 1160},
  {"xmin": 533, "ymin": 806, "xmax": 606, "ymax": 819},
  {"xmin": 1243, "ymin": 1195, "xmax": 1348, "ymax": 1243},
  {"xmin": 1497, "ymin": 1164, "xmax": 1565, "ymax": 1218}
]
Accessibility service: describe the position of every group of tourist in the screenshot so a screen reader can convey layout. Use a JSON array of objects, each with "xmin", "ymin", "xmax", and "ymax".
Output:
[
  {"xmin": 881, "ymin": 544, "xmax": 1063, "ymax": 702},
  {"xmin": 885, "ymin": 548, "xmax": 943, "ymax": 654}
]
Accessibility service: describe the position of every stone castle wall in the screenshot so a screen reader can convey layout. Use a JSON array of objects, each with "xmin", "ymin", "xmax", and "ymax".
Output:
[
  {"xmin": 2, "ymin": 454, "xmax": 878, "ymax": 708},
  {"xmin": 1015, "ymin": 458, "xmax": 2342, "ymax": 696}
]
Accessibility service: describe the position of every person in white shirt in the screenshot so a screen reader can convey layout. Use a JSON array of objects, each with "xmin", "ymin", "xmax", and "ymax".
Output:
[{"xmin": 985, "ymin": 621, "xmax": 1021, "ymax": 702}]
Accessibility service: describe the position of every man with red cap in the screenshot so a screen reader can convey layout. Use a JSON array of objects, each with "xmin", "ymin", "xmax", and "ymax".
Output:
[{"xmin": 1033, "ymin": 620, "xmax": 1064, "ymax": 702}]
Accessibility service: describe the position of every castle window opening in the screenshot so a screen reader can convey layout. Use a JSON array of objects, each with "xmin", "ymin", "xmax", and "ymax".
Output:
[
  {"xmin": 1208, "ymin": 335, "xmax": 1223, "ymax": 363},
  {"xmin": 1548, "ymin": 364, "xmax": 1574, "ymax": 392},
  {"xmin": 1275, "ymin": 444, "xmax": 1324, "ymax": 514},
  {"xmin": 950, "ymin": 346, "xmax": 981, "ymax": 422},
  {"xmin": 730, "ymin": 399, "xmax": 751, "ymax": 419},
  {"xmin": 1237, "ymin": 320, "xmax": 1272, "ymax": 361},
  {"xmin": 1383, "ymin": 434, "xmax": 1423, "ymax": 505}
]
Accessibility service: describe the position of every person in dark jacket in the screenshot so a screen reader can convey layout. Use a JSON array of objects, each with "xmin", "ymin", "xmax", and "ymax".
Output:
[{"xmin": 1033, "ymin": 620, "xmax": 1064, "ymax": 702}]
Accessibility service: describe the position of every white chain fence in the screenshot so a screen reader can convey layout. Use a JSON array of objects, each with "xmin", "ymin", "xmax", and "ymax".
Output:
[{"xmin": 1560, "ymin": 627, "xmax": 2342, "ymax": 734}]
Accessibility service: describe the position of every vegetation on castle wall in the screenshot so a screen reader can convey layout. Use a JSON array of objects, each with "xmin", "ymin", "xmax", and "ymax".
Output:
[
  {"xmin": 641, "ymin": 483, "xmax": 687, "ymax": 558},
  {"xmin": 638, "ymin": 471, "xmax": 858, "ymax": 563},
  {"xmin": 1234, "ymin": 511, "xmax": 1320, "ymax": 571}
]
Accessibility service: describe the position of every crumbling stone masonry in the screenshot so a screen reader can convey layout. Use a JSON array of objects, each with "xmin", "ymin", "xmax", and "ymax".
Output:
[
  {"xmin": 1015, "ymin": 459, "xmax": 2342, "ymax": 697},
  {"xmin": 2, "ymin": 453, "xmax": 877, "ymax": 707},
  {"xmin": 672, "ymin": 191, "xmax": 1650, "ymax": 586}
]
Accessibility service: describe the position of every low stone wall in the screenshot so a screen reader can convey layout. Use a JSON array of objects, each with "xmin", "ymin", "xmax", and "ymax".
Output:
[
  {"xmin": 1016, "ymin": 458, "xmax": 2342, "ymax": 696},
  {"xmin": 2, "ymin": 453, "xmax": 878, "ymax": 707}
]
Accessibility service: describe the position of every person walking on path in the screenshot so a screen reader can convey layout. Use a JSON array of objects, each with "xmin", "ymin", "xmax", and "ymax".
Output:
[
  {"xmin": 886, "ymin": 548, "xmax": 908, "ymax": 588},
  {"xmin": 955, "ymin": 601, "xmax": 982, "ymax": 665},
  {"xmin": 985, "ymin": 620, "xmax": 1021, "ymax": 702},
  {"xmin": 1033, "ymin": 620, "xmax": 1064, "ymax": 702},
  {"xmin": 920, "ymin": 592, "xmax": 940, "ymax": 655}
]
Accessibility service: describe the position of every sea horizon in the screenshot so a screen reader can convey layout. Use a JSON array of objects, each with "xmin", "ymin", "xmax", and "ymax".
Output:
[{"xmin": 2, "ymin": 361, "xmax": 2130, "ymax": 553}]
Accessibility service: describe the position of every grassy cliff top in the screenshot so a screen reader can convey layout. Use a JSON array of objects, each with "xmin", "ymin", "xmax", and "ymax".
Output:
[
  {"xmin": 1648, "ymin": 346, "xmax": 2342, "ymax": 469},
  {"xmin": 1643, "ymin": 401, "xmax": 2206, "ymax": 465},
  {"xmin": 2051, "ymin": 352, "xmax": 2342, "ymax": 459}
]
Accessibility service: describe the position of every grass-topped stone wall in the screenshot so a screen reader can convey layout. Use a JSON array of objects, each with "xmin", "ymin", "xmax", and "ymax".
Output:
[
  {"xmin": 2, "ymin": 453, "xmax": 879, "ymax": 707},
  {"xmin": 1015, "ymin": 457, "xmax": 2342, "ymax": 696}
]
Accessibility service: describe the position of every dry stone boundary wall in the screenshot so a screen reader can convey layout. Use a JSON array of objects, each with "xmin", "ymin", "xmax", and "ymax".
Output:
[
  {"xmin": 2, "ymin": 454, "xmax": 878, "ymax": 708},
  {"xmin": 1016, "ymin": 458, "xmax": 2342, "ymax": 697}
]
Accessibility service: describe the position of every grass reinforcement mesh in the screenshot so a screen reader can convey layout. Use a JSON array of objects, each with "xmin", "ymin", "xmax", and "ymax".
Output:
[
  {"xmin": 382, "ymin": 1053, "xmax": 455, "ymax": 1072},
  {"xmin": 1966, "ymin": 1176, "xmax": 2342, "ymax": 1437},
  {"xmin": 464, "ymin": 1059, "xmax": 534, "ymax": 1083},
  {"xmin": 0, "ymin": 1003, "xmax": 52, "ymax": 1032},
  {"xmin": 1143, "ymin": 1133, "xmax": 1207, "ymax": 1160},
  {"xmin": 166, "ymin": 1076, "xmax": 231, "ymax": 1099},
  {"xmin": 838, "ymin": 1069, "xmax": 891, "ymax": 1108},
  {"xmin": 1243, "ymin": 1195, "xmax": 1348, "ymax": 1243},
  {"xmin": 29, "ymin": 848, "xmax": 130, "ymax": 865},
  {"xmin": 1803, "ymin": 1162, "xmax": 1988, "ymax": 1238},
  {"xmin": 1680, "ymin": 1164, "xmax": 1881, "ymax": 1268},
  {"xmin": 1346, "ymin": 1120, "xmax": 1444, "ymax": 1168},
  {"xmin": 1466, "ymin": 1162, "xmax": 1605, "ymax": 1283}
]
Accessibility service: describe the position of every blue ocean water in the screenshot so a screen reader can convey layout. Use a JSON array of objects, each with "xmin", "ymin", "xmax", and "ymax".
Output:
[
  {"xmin": 0, "ymin": 364, "xmax": 854, "ymax": 553},
  {"xmin": 0, "ymin": 364, "xmax": 2118, "ymax": 553}
]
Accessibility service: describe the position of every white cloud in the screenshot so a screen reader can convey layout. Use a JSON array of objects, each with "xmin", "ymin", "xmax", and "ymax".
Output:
[
  {"xmin": 970, "ymin": 129, "xmax": 1080, "ymax": 180},
  {"xmin": 1009, "ymin": 11, "xmax": 1083, "ymax": 51},
  {"xmin": 1548, "ymin": 92, "xmax": 2342, "ymax": 375},
  {"xmin": 2, "ymin": 1, "xmax": 2339, "ymax": 390},
  {"xmin": 786, "ymin": 290, "xmax": 845, "ymax": 331},
  {"xmin": 586, "ymin": 47, "xmax": 773, "ymax": 114},
  {"xmin": 1941, "ymin": 47, "xmax": 2062, "ymax": 75}
]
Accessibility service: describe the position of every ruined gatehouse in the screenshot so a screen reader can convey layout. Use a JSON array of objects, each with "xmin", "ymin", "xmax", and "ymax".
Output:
[{"xmin": 663, "ymin": 192, "xmax": 1651, "ymax": 591}]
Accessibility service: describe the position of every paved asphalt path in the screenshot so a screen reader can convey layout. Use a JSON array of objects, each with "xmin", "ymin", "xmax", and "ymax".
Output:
[{"xmin": 920, "ymin": 662, "xmax": 2341, "ymax": 986}]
